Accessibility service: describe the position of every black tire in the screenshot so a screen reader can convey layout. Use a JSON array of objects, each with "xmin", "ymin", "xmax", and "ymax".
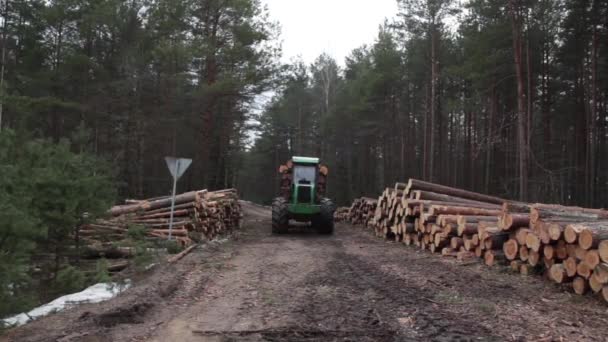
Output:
[
  {"xmin": 272, "ymin": 197, "xmax": 289, "ymax": 234},
  {"xmin": 317, "ymin": 198, "xmax": 335, "ymax": 235}
]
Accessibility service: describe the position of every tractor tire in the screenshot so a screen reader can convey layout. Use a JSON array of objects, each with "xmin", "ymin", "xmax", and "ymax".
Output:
[
  {"xmin": 272, "ymin": 197, "xmax": 289, "ymax": 234},
  {"xmin": 317, "ymin": 198, "xmax": 335, "ymax": 235}
]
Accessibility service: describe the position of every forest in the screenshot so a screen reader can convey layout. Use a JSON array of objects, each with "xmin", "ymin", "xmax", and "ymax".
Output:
[
  {"xmin": 0, "ymin": 0, "xmax": 607, "ymax": 320},
  {"xmin": 243, "ymin": 0, "xmax": 608, "ymax": 208}
]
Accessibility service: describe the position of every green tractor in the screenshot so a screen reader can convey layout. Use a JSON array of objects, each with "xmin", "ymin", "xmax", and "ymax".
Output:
[{"xmin": 272, "ymin": 156, "xmax": 335, "ymax": 234}]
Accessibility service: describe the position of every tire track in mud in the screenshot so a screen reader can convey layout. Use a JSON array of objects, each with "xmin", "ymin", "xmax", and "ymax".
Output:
[{"xmin": 294, "ymin": 235, "xmax": 500, "ymax": 342}]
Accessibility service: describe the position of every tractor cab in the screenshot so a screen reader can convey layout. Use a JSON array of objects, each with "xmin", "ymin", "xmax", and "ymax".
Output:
[{"xmin": 272, "ymin": 156, "xmax": 334, "ymax": 234}]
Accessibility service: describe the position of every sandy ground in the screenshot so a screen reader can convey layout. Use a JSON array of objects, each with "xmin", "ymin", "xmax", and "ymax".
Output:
[{"xmin": 4, "ymin": 201, "xmax": 608, "ymax": 342}]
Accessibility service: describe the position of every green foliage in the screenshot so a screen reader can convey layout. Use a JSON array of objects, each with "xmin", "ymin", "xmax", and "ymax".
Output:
[
  {"xmin": 94, "ymin": 259, "xmax": 112, "ymax": 284},
  {"xmin": 162, "ymin": 240, "xmax": 183, "ymax": 255},
  {"xmin": 0, "ymin": 129, "xmax": 116, "ymax": 317},
  {"xmin": 51, "ymin": 266, "xmax": 86, "ymax": 298},
  {"xmin": 127, "ymin": 224, "xmax": 147, "ymax": 241}
]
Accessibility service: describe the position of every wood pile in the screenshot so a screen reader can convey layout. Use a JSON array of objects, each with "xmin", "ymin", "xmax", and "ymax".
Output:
[
  {"xmin": 334, "ymin": 207, "xmax": 350, "ymax": 222},
  {"xmin": 350, "ymin": 178, "xmax": 608, "ymax": 304},
  {"xmin": 344, "ymin": 197, "xmax": 378, "ymax": 226},
  {"xmin": 79, "ymin": 189, "xmax": 242, "ymax": 249}
]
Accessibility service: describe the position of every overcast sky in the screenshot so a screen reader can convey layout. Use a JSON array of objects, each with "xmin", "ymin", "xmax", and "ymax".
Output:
[{"xmin": 261, "ymin": 0, "xmax": 399, "ymax": 66}]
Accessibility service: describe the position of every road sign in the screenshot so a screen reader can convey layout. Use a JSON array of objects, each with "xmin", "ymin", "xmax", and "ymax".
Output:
[
  {"xmin": 164, "ymin": 157, "xmax": 192, "ymax": 240},
  {"xmin": 165, "ymin": 157, "xmax": 192, "ymax": 180}
]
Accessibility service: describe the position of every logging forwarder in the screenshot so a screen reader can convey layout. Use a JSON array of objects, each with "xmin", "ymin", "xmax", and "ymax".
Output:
[{"xmin": 271, "ymin": 156, "xmax": 335, "ymax": 234}]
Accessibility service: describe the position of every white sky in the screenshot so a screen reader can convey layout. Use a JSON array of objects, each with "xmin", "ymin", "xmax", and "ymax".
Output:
[{"xmin": 261, "ymin": 0, "xmax": 399, "ymax": 66}]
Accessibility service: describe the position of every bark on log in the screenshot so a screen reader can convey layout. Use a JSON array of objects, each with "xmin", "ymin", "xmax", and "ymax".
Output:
[{"xmin": 405, "ymin": 179, "xmax": 506, "ymax": 204}]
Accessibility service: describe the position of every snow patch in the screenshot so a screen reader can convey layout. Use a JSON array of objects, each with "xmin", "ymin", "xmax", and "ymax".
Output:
[{"xmin": 2, "ymin": 281, "xmax": 131, "ymax": 327}]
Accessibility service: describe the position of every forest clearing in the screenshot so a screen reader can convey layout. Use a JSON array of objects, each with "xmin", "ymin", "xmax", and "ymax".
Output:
[{"xmin": 4, "ymin": 201, "xmax": 608, "ymax": 342}]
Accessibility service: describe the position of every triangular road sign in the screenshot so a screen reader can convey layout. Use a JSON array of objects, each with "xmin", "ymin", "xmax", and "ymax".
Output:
[{"xmin": 165, "ymin": 157, "xmax": 192, "ymax": 180}]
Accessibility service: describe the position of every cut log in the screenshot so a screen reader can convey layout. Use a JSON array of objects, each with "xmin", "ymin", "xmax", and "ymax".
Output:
[
  {"xmin": 594, "ymin": 263, "xmax": 608, "ymax": 283},
  {"xmin": 544, "ymin": 245, "xmax": 554, "ymax": 260},
  {"xmin": 515, "ymin": 228, "xmax": 531, "ymax": 245},
  {"xmin": 503, "ymin": 239, "xmax": 519, "ymax": 260},
  {"xmin": 555, "ymin": 240, "xmax": 568, "ymax": 260},
  {"xmin": 589, "ymin": 273, "xmax": 604, "ymax": 293},
  {"xmin": 528, "ymin": 249, "xmax": 541, "ymax": 266},
  {"xmin": 576, "ymin": 262, "xmax": 592, "ymax": 279},
  {"xmin": 450, "ymin": 237, "xmax": 464, "ymax": 250},
  {"xmin": 413, "ymin": 191, "xmax": 495, "ymax": 206},
  {"xmin": 405, "ymin": 179, "xmax": 506, "ymax": 204},
  {"xmin": 525, "ymin": 232, "xmax": 541, "ymax": 252},
  {"xmin": 572, "ymin": 276, "xmax": 589, "ymax": 295},
  {"xmin": 577, "ymin": 222, "xmax": 608, "ymax": 250},
  {"xmin": 519, "ymin": 245, "xmax": 529, "ymax": 261},
  {"xmin": 484, "ymin": 250, "xmax": 505, "ymax": 267},
  {"xmin": 483, "ymin": 232, "xmax": 509, "ymax": 250},
  {"xmin": 599, "ymin": 240, "xmax": 608, "ymax": 263},
  {"xmin": 550, "ymin": 264, "xmax": 572, "ymax": 283},
  {"xmin": 457, "ymin": 223, "xmax": 478, "ymax": 236},
  {"xmin": 584, "ymin": 250, "xmax": 601, "ymax": 269},
  {"xmin": 429, "ymin": 205, "xmax": 501, "ymax": 217},
  {"xmin": 564, "ymin": 257, "xmax": 579, "ymax": 278},
  {"xmin": 564, "ymin": 224, "xmax": 585, "ymax": 244},
  {"xmin": 499, "ymin": 213, "xmax": 530, "ymax": 231}
]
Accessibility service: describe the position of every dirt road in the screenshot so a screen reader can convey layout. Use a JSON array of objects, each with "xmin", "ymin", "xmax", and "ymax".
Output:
[{"xmin": 5, "ymin": 202, "xmax": 608, "ymax": 341}]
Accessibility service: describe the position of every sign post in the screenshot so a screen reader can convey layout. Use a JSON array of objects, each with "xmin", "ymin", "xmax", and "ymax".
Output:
[{"xmin": 164, "ymin": 157, "xmax": 192, "ymax": 240}]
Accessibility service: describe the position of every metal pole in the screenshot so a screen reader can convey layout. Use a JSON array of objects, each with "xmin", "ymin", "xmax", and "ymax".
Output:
[{"xmin": 167, "ymin": 162, "xmax": 180, "ymax": 240}]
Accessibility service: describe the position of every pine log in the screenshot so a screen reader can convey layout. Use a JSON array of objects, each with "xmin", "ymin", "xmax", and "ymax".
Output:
[
  {"xmin": 528, "ymin": 249, "xmax": 541, "ymax": 266},
  {"xmin": 484, "ymin": 250, "xmax": 505, "ymax": 267},
  {"xmin": 503, "ymin": 239, "xmax": 519, "ymax": 260},
  {"xmin": 457, "ymin": 223, "xmax": 478, "ymax": 236},
  {"xmin": 594, "ymin": 263, "xmax": 608, "ymax": 283},
  {"xmin": 519, "ymin": 245, "xmax": 529, "ymax": 261},
  {"xmin": 499, "ymin": 213, "xmax": 530, "ymax": 231},
  {"xmin": 405, "ymin": 179, "xmax": 506, "ymax": 204},
  {"xmin": 572, "ymin": 276, "xmax": 589, "ymax": 295},
  {"xmin": 602, "ymin": 287, "xmax": 608, "ymax": 303},
  {"xmin": 600, "ymin": 240, "xmax": 608, "ymax": 263},
  {"xmin": 525, "ymin": 232, "xmax": 541, "ymax": 252},
  {"xmin": 429, "ymin": 205, "xmax": 501, "ymax": 217},
  {"xmin": 515, "ymin": 228, "xmax": 531, "ymax": 245},
  {"xmin": 577, "ymin": 221, "xmax": 608, "ymax": 250},
  {"xmin": 550, "ymin": 264, "xmax": 572, "ymax": 284},
  {"xmin": 484, "ymin": 232, "xmax": 509, "ymax": 250},
  {"xmin": 544, "ymin": 257, "xmax": 555, "ymax": 269},
  {"xmin": 564, "ymin": 257, "xmax": 579, "ymax": 277},
  {"xmin": 584, "ymin": 250, "xmax": 601, "ymax": 269},
  {"xmin": 555, "ymin": 240, "xmax": 568, "ymax": 260},
  {"xmin": 589, "ymin": 273, "xmax": 604, "ymax": 293},
  {"xmin": 544, "ymin": 245, "xmax": 554, "ymax": 260},
  {"xmin": 576, "ymin": 262, "xmax": 592, "ymax": 279},
  {"xmin": 413, "ymin": 191, "xmax": 493, "ymax": 205},
  {"xmin": 457, "ymin": 215, "xmax": 499, "ymax": 226},
  {"xmin": 110, "ymin": 190, "xmax": 205, "ymax": 216}
]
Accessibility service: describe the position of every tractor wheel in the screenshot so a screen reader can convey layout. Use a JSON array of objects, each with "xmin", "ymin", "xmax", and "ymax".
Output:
[
  {"xmin": 317, "ymin": 198, "xmax": 335, "ymax": 235},
  {"xmin": 272, "ymin": 197, "xmax": 289, "ymax": 234}
]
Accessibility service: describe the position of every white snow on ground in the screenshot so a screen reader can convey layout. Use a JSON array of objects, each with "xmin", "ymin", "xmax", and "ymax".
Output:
[{"xmin": 2, "ymin": 281, "xmax": 131, "ymax": 327}]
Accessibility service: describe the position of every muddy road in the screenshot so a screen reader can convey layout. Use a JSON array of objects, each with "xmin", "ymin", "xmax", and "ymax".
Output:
[{"xmin": 5, "ymin": 202, "xmax": 608, "ymax": 341}]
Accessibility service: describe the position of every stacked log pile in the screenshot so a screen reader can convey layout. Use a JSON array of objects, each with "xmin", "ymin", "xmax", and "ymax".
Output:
[
  {"xmin": 79, "ymin": 189, "xmax": 241, "ymax": 248},
  {"xmin": 500, "ymin": 203, "xmax": 608, "ymax": 300},
  {"xmin": 334, "ymin": 207, "xmax": 350, "ymax": 222},
  {"xmin": 344, "ymin": 197, "xmax": 378, "ymax": 226},
  {"xmin": 349, "ymin": 178, "xmax": 608, "ymax": 304}
]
